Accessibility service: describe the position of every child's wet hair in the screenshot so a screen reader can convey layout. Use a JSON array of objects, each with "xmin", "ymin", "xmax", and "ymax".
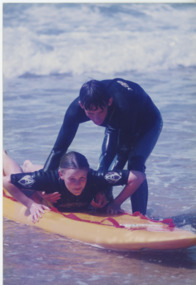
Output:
[{"xmin": 59, "ymin": 151, "xmax": 89, "ymax": 170}]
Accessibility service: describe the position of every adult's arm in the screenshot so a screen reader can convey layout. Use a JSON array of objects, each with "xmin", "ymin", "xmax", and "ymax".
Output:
[
  {"xmin": 98, "ymin": 126, "xmax": 119, "ymax": 172},
  {"xmin": 44, "ymin": 98, "xmax": 89, "ymax": 171}
]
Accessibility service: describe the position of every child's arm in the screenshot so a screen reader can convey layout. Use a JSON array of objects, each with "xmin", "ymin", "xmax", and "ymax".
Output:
[
  {"xmin": 106, "ymin": 170, "xmax": 146, "ymax": 214},
  {"xmin": 92, "ymin": 169, "xmax": 146, "ymax": 214},
  {"xmin": 3, "ymin": 176, "xmax": 50, "ymax": 223},
  {"xmin": 90, "ymin": 192, "xmax": 108, "ymax": 209},
  {"xmin": 37, "ymin": 191, "xmax": 61, "ymax": 203}
]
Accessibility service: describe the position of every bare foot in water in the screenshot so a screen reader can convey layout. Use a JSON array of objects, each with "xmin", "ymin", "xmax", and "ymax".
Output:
[{"xmin": 23, "ymin": 160, "xmax": 43, "ymax": 172}]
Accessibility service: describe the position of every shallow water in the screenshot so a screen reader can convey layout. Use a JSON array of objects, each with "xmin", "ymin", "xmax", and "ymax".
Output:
[
  {"xmin": 3, "ymin": 219, "xmax": 196, "ymax": 285},
  {"xmin": 3, "ymin": 3, "xmax": 196, "ymax": 285}
]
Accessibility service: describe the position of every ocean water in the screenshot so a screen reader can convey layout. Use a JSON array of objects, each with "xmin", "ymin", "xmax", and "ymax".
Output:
[{"xmin": 3, "ymin": 3, "xmax": 196, "ymax": 285}]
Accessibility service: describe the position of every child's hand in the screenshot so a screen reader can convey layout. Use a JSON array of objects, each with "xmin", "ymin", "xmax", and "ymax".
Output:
[
  {"xmin": 28, "ymin": 202, "xmax": 50, "ymax": 223},
  {"xmin": 91, "ymin": 192, "xmax": 108, "ymax": 209},
  {"xmin": 39, "ymin": 191, "xmax": 61, "ymax": 203},
  {"xmin": 106, "ymin": 201, "xmax": 124, "ymax": 215}
]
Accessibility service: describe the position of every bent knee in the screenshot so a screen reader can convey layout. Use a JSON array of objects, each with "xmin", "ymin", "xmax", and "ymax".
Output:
[
  {"xmin": 136, "ymin": 171, "xmax": 146, "ymax": 184},
  {"xmin": 131, "ymin": 170, "xmax": 146, "ymax": 185}
]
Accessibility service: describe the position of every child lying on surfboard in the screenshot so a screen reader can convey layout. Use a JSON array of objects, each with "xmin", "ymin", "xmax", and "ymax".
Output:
[{"xmin": 3, "ymin": 150, "xmax": 145, "ymax": 223}]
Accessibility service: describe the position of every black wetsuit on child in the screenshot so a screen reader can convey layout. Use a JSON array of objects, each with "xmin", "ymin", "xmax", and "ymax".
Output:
[{"xmin": 11, "ymin": 169, "xmax": 129, "ymax": 212}]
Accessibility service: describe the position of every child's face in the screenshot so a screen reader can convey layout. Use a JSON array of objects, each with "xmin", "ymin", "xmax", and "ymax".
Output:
[{"xmin": 58, "ymin": 168, "xmax": 88, "ymax": 196}]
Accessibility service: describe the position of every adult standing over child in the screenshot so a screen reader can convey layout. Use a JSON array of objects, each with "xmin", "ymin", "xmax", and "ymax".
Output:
[{"xmin": 44, "ymin": 78, "xmax": 163, "ymax": 215}]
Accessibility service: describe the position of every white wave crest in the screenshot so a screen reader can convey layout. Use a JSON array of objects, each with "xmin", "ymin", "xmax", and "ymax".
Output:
[{"xmin": 3, "ymin": 3, "xmax": 196, "ymax": 78}]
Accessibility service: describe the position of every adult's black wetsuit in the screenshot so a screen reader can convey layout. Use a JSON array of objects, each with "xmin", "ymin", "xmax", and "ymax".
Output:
[
  {"xmin": 11, "ymin": 169, "xmax": 129, "ymax": 212},
  {"xmin": 44, "ymin": 78, "xmax": 163, "ymax": 214}
]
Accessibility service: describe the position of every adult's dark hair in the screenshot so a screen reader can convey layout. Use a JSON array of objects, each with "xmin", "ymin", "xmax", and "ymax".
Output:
[
  {"xmin": 79, "ymin": 80, "xmax": 110, "ymax": 110},
  {"xmin": 59, "ymin": 151, "xmax": 89, "ymax": 170}
]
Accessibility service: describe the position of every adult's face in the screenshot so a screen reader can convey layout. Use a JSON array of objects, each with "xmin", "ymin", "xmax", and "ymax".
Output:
[{"xmin": 79, "ymin": 98, "xmax": 113, "ymax": 126}]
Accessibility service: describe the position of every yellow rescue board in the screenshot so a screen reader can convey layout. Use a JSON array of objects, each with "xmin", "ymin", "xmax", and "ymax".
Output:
[{"xmin": 3, "ymin": 191, "xmax": 196, "ymax": 251}]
